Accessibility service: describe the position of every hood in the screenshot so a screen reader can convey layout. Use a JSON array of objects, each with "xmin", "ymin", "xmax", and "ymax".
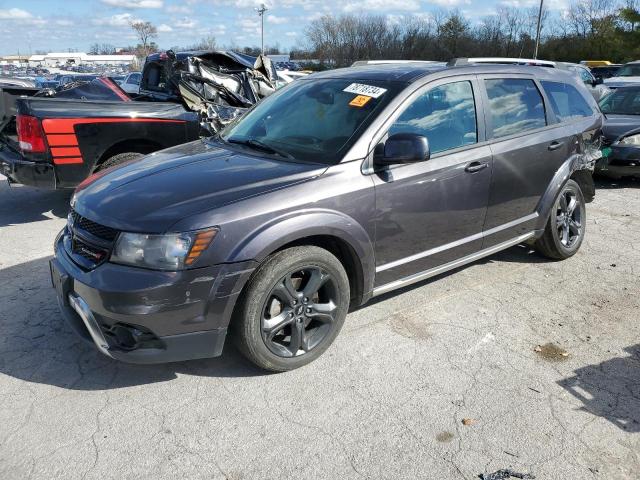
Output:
[
  {"xmin": 602, "ymin": 114, "xmax": 640, "ymax": 141},
  {"xmin": 604, "ymin": 77, "xmax": 640, "ymax": 88},
  {"xmin": 73, "ymin": 139, "xmax": 327, "ymax": 233}
]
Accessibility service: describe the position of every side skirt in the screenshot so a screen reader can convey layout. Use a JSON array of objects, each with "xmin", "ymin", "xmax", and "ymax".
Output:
[{"xmin": 372, "ymin": 232, "xmax": 535, "ymax": 297}]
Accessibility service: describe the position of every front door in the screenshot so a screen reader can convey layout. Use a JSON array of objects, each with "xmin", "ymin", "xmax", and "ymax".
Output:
[{"xmin": 372, "ymin": 78, "xmax": 493, "ymax": 287}]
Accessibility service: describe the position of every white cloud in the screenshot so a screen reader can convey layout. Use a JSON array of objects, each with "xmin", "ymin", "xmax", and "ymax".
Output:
[
  {"xmin": 166, "ymin": 5, "xmax": 192, "ymax": 13},
  {"xmin": 55, "ymin": 19, "xmax": 74, "ymax": 26},
  {"xmin": 157, "ymin": 23, "xmax": 173, "ymax": 32},
  {"xmin": 175, "ymin": 17, "xmax": 198, "ymax": 28},
  {"xmin": 100, "ymin": 0, "xmax": 164, "ymax": 8},
  {"xmin": 267, "ymin": 15, "xmax": 289, "ymax": 24},
  {"xmin": 93, "ymin": 13, "xmax": 141, "ymax": 26},
  {"xmin": 343, "ymin": 0, "xmax": 419, "ymax": 12},
  {"xmin": 285, "ymin": 31, "xmax": 298, "ymax": 36},
  {"xmin": 0, "ymin": 8, "xmax": 33, "ymax": 19}
]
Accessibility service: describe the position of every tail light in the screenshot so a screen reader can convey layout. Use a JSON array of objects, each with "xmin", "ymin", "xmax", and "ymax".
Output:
[{"xmin": 17, "ymin": 114, "xmax": 47, "ymax": 153}]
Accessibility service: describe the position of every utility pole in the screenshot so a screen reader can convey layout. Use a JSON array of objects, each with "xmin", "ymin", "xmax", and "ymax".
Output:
[
  {"xmin": 534, "ymin": 0, "xmax": 544, "ymax": 59},
  {"xmin": 255, "ymin": 3, "xmax": 268, "ymax": 55}
]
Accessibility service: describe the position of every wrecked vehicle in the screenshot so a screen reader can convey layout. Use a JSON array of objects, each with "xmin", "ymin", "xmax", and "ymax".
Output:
[
  {"xmin": 51, "ymin": 64, "xmax": 601, "ymax": 371},
  {"xmin": 0, "ymin": 50, "xmax": 276, "ymax": 189},
  {"xmin": 597, "ymin": 86, "xmax": 640, "ymax": 178}
]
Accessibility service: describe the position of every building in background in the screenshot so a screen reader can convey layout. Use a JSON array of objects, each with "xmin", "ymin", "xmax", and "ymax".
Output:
[{"xmin": 27, "ymin": 52, "xmax": 137, "ymax": 68}]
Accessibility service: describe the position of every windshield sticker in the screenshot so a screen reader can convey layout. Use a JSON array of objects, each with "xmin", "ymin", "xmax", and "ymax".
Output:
[
  {"xmin": 349, "ymin": 95, "xmax": 372, "ymax": 107},
  {"xmin": 343, "ymin": 83, "xmax": 387, "ymax": 98}
]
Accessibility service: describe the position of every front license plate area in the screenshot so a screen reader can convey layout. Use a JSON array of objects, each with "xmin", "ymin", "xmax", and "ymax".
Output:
[{"xmin": 50, "ymin": 258, "xmax": 71, "ymax": 306}]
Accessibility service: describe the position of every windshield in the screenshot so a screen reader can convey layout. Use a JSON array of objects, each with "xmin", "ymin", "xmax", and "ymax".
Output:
[
  {"xmin": 221, "ymin": 78, "xmax": 403, "ymax": 164},
  {"xmin": 614, "ymin": 64, "xmax": 640, "ymax": 77},
  {"xmin": 599, "ymin": 89, "xmax": 640, "ymax": 115}
]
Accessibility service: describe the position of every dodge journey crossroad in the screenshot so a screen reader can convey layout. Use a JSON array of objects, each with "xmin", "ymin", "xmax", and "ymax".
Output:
[{"xmin": 51, "ymin": 63, "xmax": 602, "ymax": 371}]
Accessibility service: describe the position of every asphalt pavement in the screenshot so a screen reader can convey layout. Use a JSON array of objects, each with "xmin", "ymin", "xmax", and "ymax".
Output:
[{"xmin": 0, "ymin": 175, "xmax": 638, "ymax": 480}]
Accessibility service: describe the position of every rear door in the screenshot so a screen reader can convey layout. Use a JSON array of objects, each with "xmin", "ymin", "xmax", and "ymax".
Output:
[{"xmin": 479, "ymin": 75, "xmax": 572, "ymax": 247}]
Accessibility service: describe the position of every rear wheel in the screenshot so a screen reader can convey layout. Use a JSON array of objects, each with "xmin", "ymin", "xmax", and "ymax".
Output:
[
  {"xmin": 96, "ymin": 152, "xmax": 143, "ymax": 171},
  {"xmin": 234, "ymin": 246, "xmax": 350, "ymax": 372},
  {"xmin": 535, "ymin": 179, "xmax": 586, "ymax": 260}
]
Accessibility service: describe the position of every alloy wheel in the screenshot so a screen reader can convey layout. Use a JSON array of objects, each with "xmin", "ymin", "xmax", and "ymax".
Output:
[
  {"xmin": 261, "ymin": 266, "xmax": 338, "ymax": 358},
  {"xmin": 555, "ymin": 188, "xmax": 582, "ymax": 248}
]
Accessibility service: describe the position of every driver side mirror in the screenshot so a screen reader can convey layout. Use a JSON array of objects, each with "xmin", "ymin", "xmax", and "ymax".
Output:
[
  {"xmin": 375, "ymin": 133, "xmax": 430, "ymax": 166},
  {"xmin": 593, "ymin": 77, "xmax": 604, "ymax": 86}
]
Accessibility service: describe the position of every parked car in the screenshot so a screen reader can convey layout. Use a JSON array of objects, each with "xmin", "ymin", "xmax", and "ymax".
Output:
[
  {"xmin": 603, "ymin": 61, "xmax": 640, "ymax": 89},
  {"xmin": 597, "ymin": 86, "xmax": 640, "ymax": 178},
  {"xmin": 590, "ymin": 65, "xmax": 621, "ymax": 82},
  {"xmin": 448, "ymin": 57, "xmax": 610, "ymax": 100},
  {"xmin": 51, "ymin": 63, "xmax": 602, "ymax": 371},
  {"xmin": 119, "ymin": 72, "xmax": 141, "ymax": 94},
  {"xmin": 0, "ymin": 50, "xmax": 276, "ymax": 189}
]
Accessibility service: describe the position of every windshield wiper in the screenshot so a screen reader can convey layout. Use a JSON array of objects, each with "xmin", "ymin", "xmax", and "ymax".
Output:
[{"xmin": 227, "ymin": 137, "xmax": 295, "ymax": 160}]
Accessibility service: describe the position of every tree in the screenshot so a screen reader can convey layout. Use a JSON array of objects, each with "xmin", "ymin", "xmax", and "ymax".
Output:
[{"xmin": 131, "ymin": 21, "xmax": 158, "ymax": 58}]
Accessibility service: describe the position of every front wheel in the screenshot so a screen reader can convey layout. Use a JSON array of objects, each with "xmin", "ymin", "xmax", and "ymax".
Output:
[
  {"xmin": 535, "ymin": 179, "xmax": 586, "ymax": 260},
  {"xmin": 234, "ymin": 246, "xmax": 350, "ymax": 372}
]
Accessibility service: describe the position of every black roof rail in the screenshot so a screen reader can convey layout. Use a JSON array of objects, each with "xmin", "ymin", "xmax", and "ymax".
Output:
[{"xmin": 447, "ymin": 58, "xmax": 469, "ymax": 67}]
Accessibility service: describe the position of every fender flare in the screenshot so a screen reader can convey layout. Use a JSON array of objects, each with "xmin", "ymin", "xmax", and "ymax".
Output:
[
  {"xmin": 227, "ymin": 209, "xmax": 376, "ymax": 301},
  {"xmin": 534, "ymin": 153, "xmax": 591, "ymax": 231}
]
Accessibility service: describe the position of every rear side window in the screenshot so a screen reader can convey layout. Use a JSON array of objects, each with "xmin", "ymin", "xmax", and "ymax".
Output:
[
  {"xmin": 389, "ymin": 81, "xmax": 477, "ymax": 154},
  {"xmin": 485, "ymin": 78, "xmax": 546, "ymax": 138},
  {"xmin": 541, "ymin": 81, "xmax": 593, "ymax": 121}
]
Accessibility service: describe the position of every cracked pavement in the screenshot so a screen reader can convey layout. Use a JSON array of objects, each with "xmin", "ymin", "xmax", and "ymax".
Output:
[{"xmin": 0, "ymin": 176, "xmax": 639, "ymax": 480}]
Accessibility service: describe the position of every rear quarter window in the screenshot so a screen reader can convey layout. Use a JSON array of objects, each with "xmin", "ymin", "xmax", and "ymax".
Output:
[
  {"xmin": 541, "ymin": 81, "xmax": 594, "ymax": 122},
  {"xmin": 485, "ymin": 78, "xmax": 547, "ymax": 138}
]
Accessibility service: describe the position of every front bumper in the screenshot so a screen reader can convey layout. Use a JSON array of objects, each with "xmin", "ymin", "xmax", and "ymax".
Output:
[
  {"xmin": 0, "ymin": 144, "xmax": 56, "ymax": 188},
  {"xmin": 52, "ymin": 230, "xmax": 257, "ymax": 364},
  {"xmin": 596, "ymin": 145, "xmax": 640, "ymax": 178}
]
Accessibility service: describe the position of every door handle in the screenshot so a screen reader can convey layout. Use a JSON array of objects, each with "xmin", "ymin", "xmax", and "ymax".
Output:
[
  {"xmin": 548, "ymin": 141, "xmax": 564, "ymax": 151},
  {"xmin": 464, "ymin": 161, "xmax": 489, "ymax": 173}
]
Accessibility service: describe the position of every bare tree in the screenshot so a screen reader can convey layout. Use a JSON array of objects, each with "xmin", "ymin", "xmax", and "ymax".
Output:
[{"xmin": 131, "ymin": 21, "xmax": 158, "ymax": 58}]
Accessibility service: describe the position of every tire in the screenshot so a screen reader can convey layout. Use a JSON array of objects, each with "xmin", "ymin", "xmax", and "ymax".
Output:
[
  {"xmin": 96, "ymin": 152, "xmax": 143, "ymax": 171},
  {"xmin": 234, "ymin": 246, "xmax": 350, "ymax": 372},
  {"xmin": 535, "ymin": 179, "xmax": 586, "ymax": 260}
]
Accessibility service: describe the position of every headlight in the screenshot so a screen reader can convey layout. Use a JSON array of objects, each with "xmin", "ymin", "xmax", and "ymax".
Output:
[
  {"xmin": 111, "ymin": 228, "xmax": 218, "ymax": 270},
  {"xmin": 617, "ymin": 134, "xmax": 640, "ymax": 146}
]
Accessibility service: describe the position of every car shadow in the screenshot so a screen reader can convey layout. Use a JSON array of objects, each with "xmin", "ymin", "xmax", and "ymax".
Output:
[
  {"xmin": 0, "ymin": 256, "xmax": 268, "ymax": 391},
  {"xmin": 594, "ymin": 175, "xmax": 640, "ymax": 189},
  {"xmin": 0, "ymin": 181, "xmax": 71, "ymax": 227},
  {"xmin": 558, "ymin": 345, "xmax": 640, "ymax": 432}
]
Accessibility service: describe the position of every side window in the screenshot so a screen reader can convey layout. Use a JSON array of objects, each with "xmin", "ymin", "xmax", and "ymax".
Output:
[
  {"xmin": 541, "ymin": 81, "xmax": 593, "ymax": 122},
  {"xmin": 388, "ymin": 81, "xmax": 477, "ymax": 154},
  {"xmin": 579, "ymin": 68, "xmax": 594, "ymax": 84},
  {"xmin": 485, "ymin": 78, "xmax": 546, "ymax": 138}
]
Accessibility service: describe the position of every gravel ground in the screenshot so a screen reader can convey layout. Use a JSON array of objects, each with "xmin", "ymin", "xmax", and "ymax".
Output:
[{"xmin": 0, "ymin": 175, "xmax": 639, "ymax": 480}]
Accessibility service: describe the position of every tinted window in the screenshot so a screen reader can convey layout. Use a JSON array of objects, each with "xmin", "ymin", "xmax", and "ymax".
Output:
[
  {"xmin": 615, "ymin": 64, "xmax": 640, "ymax": 77},
  {"xmin": 541, "ymin": 81, "xmax": 593, "ymax": 121},
  {"xmin": 599, "ymin": 89, "xmax": 640, "ymax": 115},
  {"xmin": 485, "ymin": 78, "xmax": 546, "ymax": 138},
  {"xmin": 128, "ymin": 73, "xmax": 141, "ymax": 85},
  {"xmin": 389, "ymin": 81, "xmax": 477, "ymax": 154}
]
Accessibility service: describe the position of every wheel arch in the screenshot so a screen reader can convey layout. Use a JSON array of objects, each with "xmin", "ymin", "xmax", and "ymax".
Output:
[
  {"xmin": 227, "ymin": 211, "xmax": 376, "ymax": 308},
  {"xmin": 95, "ymin": 138, "xmax": 163, "ymax": 170},
  {"xmin": 534, "ymin": 153, "xmax": 594, "ymax": 232}
]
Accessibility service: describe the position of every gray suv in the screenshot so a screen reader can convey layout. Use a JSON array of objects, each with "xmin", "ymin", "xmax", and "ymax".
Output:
[{"xmin": 51, "ymin": 63, "xmax": 603, "ymax": 371}]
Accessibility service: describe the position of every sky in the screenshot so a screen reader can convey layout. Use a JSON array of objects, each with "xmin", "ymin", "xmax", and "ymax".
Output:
[{"xmin": 0, "ymin": 0, "xmax": 570, "ymax": 56}]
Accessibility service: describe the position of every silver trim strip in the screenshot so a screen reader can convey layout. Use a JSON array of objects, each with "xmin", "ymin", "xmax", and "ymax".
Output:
[
  {"xmin": 68, "ymin": 293, "xmax": 112, "ymax": 358},
  {"xmin": 376, "ymin": 213, "xmax": 538, "ymax": 273},
  {"xmin": 372, "ymin": 232, "xmax": 535, "ymax": 297}
]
